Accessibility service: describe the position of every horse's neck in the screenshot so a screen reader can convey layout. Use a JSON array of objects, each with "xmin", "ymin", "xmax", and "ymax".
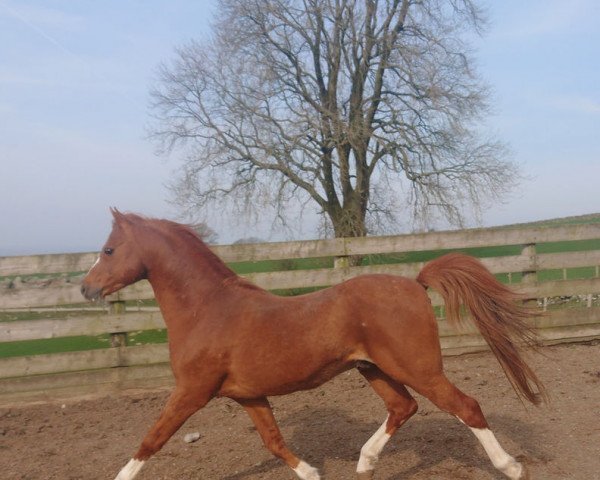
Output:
[{"xmin": 145, "ymin": 242, "xmax": 233, "ymax": 339}]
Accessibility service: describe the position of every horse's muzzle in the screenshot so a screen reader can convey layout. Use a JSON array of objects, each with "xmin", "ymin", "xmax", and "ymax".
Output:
[{"xmin": 81, "ymin": 283, "xmax": 102, "ymax": 301}]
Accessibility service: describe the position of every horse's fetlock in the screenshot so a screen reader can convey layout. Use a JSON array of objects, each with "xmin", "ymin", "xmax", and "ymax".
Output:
[{"xmin": 359, "ymin": 448, "xmax": 378, "ymax": 470}]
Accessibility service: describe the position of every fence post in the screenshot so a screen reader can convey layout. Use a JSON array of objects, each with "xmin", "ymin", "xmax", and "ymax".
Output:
[
  {"xmin": 333, "ymin": 256, "xmax": 350, "ymax": 269},
  {"xmin": 521, "ymin": 243, "xmax": 539, "ymax": 311},
  {"xmin": 333, "ymin": 237, "xmax": 350, "ymax": 270},
  {"xmin": 108, "ymin": 300, "xmax": 128, "ymax": 366}
]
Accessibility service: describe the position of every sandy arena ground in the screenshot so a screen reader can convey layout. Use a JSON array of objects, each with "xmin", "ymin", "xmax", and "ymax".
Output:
[{"xmin": 1, "ymin": 342, "xmax": 599, "ymax": 479}]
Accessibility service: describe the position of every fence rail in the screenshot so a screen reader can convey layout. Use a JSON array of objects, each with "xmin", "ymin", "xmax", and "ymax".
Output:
[{"xmin": 1, "ymin": 223, "xmax": 600, "ymax": 403}]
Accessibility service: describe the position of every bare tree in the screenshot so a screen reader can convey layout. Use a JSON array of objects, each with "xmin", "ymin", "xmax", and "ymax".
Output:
[{"xmin": 149, "ymin": 0, "xmax": 517, "ymax": 239}]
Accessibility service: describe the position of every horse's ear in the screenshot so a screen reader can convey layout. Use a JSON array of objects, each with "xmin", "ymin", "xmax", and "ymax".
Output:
[
  {"xmin": 110, "ymin": 207, "xmax": 131, "ymax": 227},
  {"xmin": 110, "ymin": 207, "xmax": 122, "ymax": 221}
]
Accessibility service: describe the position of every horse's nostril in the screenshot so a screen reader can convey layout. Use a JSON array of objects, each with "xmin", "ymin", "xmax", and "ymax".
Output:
[
  {"xmin": 81, "ymin": 283, "xmax": 95, "ymax": 300},
  {"xmin": 81, "ymin": 283, "xmax": 103, "ymax": 301}
]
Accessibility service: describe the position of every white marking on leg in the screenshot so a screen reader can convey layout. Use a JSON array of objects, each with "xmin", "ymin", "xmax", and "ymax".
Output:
[
  {"xmin": 293, "ymin": 460, "xmax": 320, "ymax": 480},
  {"xmin": 470, "ymin": 428, "xmax": 523, "ymax": 479},
  {"xmin": 114, "ymin": 459, "xmax": 145, "ymax": 480},
  {"xmin": 357, "ymin": 415, "xmax": 391, "ymax": 473}
]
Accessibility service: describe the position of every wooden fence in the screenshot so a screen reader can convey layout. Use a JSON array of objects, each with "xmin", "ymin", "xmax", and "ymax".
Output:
[{"xmin": 1, "ymin": 223, "xmax": 600, "ymax": 404}]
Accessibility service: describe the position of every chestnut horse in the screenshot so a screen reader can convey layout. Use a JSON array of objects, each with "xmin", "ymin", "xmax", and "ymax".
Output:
[{"xmin": 81, "ymin": 209, "xmax": 544, "ymax": 480}]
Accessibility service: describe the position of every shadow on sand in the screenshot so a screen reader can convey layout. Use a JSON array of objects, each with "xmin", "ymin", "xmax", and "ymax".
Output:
[{"xmin": 222, "ymin": 405, "xmax": 548, "ymax": 480}]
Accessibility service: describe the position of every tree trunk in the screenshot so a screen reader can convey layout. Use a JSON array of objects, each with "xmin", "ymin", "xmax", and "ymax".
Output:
[
  {"xmin": 332, "ymin": 210, "xmax": 367, "ymax": 238},
  {"xmin": 329, "ymin": 201, "xmax": 367, "ymax": 267}
]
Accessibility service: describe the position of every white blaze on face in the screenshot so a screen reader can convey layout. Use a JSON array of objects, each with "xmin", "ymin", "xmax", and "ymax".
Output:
[
  {"xmin": 88, "ymin": 256, "xmax": 100, "ymax": 273},
  {"xmin": 114, "ymin": 459, "xmax": 145, "ymax": 480}
]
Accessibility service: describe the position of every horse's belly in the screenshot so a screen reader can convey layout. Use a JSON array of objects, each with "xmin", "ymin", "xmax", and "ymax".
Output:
[{"xmin": 217, "ymin": 358, "xmax": 355, "ymax": 398}]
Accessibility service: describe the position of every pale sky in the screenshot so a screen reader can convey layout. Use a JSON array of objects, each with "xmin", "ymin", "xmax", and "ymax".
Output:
[{"xmin": 0, "ymin": 0, "xmax": 599, "ymax": 255}]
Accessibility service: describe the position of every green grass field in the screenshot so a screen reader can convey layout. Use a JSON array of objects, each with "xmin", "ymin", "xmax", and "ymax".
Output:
[{"xmin": 1, "ymin": 213, "xmax": 599, "ymax": 359}]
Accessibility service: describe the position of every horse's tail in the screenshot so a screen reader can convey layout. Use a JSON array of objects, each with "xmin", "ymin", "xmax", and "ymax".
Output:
[{"xmin": 416, "ymin": 253, "xmax": 546, "ymax": 405}]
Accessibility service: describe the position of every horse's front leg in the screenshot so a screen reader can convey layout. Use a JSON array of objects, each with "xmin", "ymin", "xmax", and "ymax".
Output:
[
  {"xmin": 236, "ymin": 397, "xmax": 321, "ymax": 480},
  {"xmin": 114, "ymin": 385, "xmax": 213, "ymax": 480}
]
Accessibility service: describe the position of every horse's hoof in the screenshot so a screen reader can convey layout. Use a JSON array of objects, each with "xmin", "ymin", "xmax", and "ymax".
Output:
[
  {"xmin": 294, "ymin": 460, "xmax": 321, "ymax": 480},
  {"xmin": 357, "ymin": 471, "xmax": 374, "ymax": 480},
  {"xmin": 515, "ymin": 455, "xmax": 531, "ymax": 480}
]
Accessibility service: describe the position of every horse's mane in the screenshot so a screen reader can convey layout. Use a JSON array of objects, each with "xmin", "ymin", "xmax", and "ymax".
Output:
[{"xmin": 122, "ymin": 213, "xmax": 260, "ymax": 291}]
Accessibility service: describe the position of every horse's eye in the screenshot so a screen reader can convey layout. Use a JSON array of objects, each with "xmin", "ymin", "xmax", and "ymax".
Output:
[{"xmin": 104, "ymin": 247, "xmax": 114, "ymax": 256}]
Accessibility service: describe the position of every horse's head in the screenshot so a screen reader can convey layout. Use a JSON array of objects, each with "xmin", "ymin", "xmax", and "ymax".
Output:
[{"xmin": 81, "ymin": 208, "xmax": 147, "ymax": 301}]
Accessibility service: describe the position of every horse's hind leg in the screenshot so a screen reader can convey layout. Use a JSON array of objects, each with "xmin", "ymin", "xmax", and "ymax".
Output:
[
  {"xmin": 236, "ymin": 397, "xmax": 320, "ymax": 480},
  {"xmin": 414, "ymin": 373, "xmax": 527, "ymax": 480},
  {"xmin": 356, "ymin": 365, "xmax": 418, "ymax": 479}
]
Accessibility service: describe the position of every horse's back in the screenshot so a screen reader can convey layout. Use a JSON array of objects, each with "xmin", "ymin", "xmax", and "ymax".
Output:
[{"xmin": 337, "ymin": 273, "xmax": 434, "ymax": 321}]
